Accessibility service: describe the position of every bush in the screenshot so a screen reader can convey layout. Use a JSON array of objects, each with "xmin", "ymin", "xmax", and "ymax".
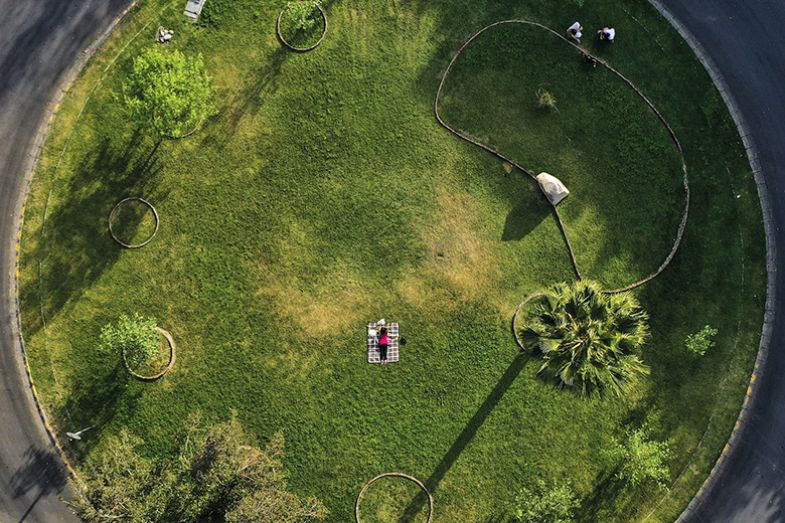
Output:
[
  {"xmin": 282, "ymin": 1, "xmax": 322, "ymax": 34},
  {"xmin": 605, "ymin": 427, "xmax": 670, "ymax": 488},
  {"xmin": 100, "ymin": 313, "xmax": 159, "ymax": 370},
  {"xmin": 685, "ymin": 325, "xmax": 718, "ymax": 356},
  {"xmin": 70, "ymin": 413, "xmax": 328, "ymax": 522},
  {"xmin": 513, "ymin": 480, "xmax": 578, "ymax": 523},
  {"xmin": 122, "ymin": 47, "xmax": 215, "ymax": 139},
  {"xmin": 519, "ymin": 281, "xmax": 650, "ymax": 397},
  {"xmin": 536, "ymin": 88, "xmax": 557, "ymax": 109}
]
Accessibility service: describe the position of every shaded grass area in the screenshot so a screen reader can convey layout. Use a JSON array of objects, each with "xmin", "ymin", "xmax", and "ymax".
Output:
[
  {"xmin": 359, "ymin": 476, "xmax": 430, "ymax": 523},
  {"xmin": 18, "ymin": 0, "xmax": 765, "ymax": 522},
  {"xmin": 109, "ymin": 197, "xmax": 159, "ymax": 246}
]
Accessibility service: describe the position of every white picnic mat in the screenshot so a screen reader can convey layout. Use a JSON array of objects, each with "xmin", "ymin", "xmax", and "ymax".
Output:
[{"xmin": 367, "ymin": 322, "xmax": 399, "ymax": 364}]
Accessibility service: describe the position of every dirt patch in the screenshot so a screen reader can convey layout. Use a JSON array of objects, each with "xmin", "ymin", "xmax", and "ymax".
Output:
[{"xmin": 419, "ymin": 185, "xmax": 501, "ymax": 301}]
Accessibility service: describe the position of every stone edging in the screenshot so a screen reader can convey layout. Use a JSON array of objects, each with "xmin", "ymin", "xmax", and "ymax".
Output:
[
  {"xmin": 354, "ymin": 472, "xmax": 434, "ymax": 523},
  {"xmin": 122, "ymin": 327, "xmax": 176, "ymax": 381},
  {"xmin": 434, "ymin": 20, "xmax": 690, "ymax": 294},
  {"xmin": 645, "ymin": 1, "xmax": 777, "ymax": 521},
  {"xmin": 511, "ymin": 292, "xmax": 545, "ymax": 352},
  {"xmin": 276, "ymin": 3, "xmax": 328, "ymax": 52},
  {"xmin": 108, "ymin": 197, "xmax": 160, "ymax": 248},
  {"xmin": 9, "ymin": 1, "xmax": 144, "ymax": 484}
]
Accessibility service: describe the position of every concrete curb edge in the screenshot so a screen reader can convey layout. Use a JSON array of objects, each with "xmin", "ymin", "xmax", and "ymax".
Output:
[
  {"xmin": 9, "ymin": 0, "xmax": 141, "ymax": 489},
  {"xmin": 646, "ymin": 1, "xmax": 777, "ymax": 521}
]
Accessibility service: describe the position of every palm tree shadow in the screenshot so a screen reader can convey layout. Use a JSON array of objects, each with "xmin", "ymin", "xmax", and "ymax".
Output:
[{"xmin": 399, "ymin": 353, "xmax": 528, "ymax": 521}]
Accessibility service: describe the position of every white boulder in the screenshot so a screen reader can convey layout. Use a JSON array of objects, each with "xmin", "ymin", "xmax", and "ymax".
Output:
[{"xmin": 536, "ymin": 172, "xmax": 569, "ymax": 206}]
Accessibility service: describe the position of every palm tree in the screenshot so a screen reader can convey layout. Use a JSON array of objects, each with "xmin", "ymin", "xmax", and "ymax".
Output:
[{"xmin": 519, "ymin": 281, "xmax": 650, "ymax": 397}]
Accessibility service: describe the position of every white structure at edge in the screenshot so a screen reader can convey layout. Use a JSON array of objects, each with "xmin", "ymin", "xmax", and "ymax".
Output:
[
  {"xmin": 184, "ymin": 0, "xmax": 206, "ymax": 20},
  {"xmin": 536, "ymin": 172, "xmax": 570, "ymax": 206}
]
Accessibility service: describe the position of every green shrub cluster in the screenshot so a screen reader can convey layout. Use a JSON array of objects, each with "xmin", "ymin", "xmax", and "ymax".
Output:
[{"xmin": 99, "ymin": 313, "xmax": 159, "ymax": 370}]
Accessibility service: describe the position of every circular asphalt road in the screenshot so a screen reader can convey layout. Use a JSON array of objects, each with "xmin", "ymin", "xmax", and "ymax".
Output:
[
  {"xmin": 0, "ymin": 1, "xmax": 783, "ymax": 522},
  {"xmin": 0, "ymin": 1, "xmax": 131, "ymax": 521}
]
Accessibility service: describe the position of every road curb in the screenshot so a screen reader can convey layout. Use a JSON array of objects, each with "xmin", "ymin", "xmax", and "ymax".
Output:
[
  {"xmin": 646, "ymin": 1, "xmax": 777, "ymax": 521},
  {"xmin": 9, "ymin": 0, "xmax": 141, "ymax": 487}
]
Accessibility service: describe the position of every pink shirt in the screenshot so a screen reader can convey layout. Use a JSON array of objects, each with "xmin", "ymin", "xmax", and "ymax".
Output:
[{"xmin": 379, "ymin": 334, "xmax": 389, "ymax": 345}]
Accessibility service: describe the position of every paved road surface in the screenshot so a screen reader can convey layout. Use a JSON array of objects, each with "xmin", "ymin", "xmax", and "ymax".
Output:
[
  {"xmin": 0, "ymin": 1, "xmax": 130, "ymax": 521},
  {"xmin": 655, "ymin": 1, "xmax": 785, "ymax": 522}
]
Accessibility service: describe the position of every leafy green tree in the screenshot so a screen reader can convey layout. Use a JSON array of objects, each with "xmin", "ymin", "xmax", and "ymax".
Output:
[
  {"xmin": 70, "ymin": 413, "xmax": 328, "ymax": 522},
  {"xmin": 519, "ymin": 281, "xmax": 650, "ymax": 397},
  {"xmin": 122, "ymin": 47, "xmax": 215, "ymax": 139},
  {"xmin": 605, "ymin": 427, "xmax": 671, "ymax": 488},
  {"xmin": 100, "ymin": 313, "xmax": 159, "ymax": 370},
  {"xmin": 513, "ymin": 479, "xmax": 578, "ymax": 523},
  {"xmin": 281, "ymin": 1, "xmax": 322, "ymax": 35},
  {"xmin": 685, "ymin": 325, "xmax": 718, "ymax": 356}
]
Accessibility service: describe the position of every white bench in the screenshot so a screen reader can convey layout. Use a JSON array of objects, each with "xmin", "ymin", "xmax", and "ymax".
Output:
[{"xmin": 184, "ymin": 0, "xmax": 206, "ymax": 20}]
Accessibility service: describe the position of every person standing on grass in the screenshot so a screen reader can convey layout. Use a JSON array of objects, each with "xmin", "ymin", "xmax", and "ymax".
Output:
[
  {"xmin": 566, "ymin": 21, "xmax": 583, "ymax": 43},
  {"xmin": 378, "ymin": 327, "xmax": 389, "ymax": 365}
]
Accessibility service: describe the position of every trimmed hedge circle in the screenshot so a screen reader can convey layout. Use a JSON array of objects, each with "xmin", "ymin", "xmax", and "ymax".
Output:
[
  {"xmin": 355, "ymin": 472, "xmax": 434, "ymax": 523},
  {"xmin": 122, "ymin": 327, "xmax": 176, "ymax": 381},
  {"xmin": 108, "ymin": 197, "xmax": 160, "ymax": 248},
  {"xmin": 276, "ymin": 3, "xmax": 328, "ymax": 52}
]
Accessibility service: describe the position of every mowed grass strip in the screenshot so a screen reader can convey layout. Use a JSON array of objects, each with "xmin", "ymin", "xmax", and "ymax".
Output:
[{"xmin": 18, "ymin": 0, "xmax": 765, "ymax": 521}]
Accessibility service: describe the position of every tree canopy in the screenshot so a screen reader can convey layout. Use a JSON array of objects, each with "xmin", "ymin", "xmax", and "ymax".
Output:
[
  {"xmin": 122, "ymin": 47, "xmax": 215, "ymax": 139},
  {"xmin": 519, "ymin": 281, "xmax": 650, "ymax": 397},
  {"xmin": 70, "ymin": 413, "xmax": 328, "ymax": 522},
  {"xmin": 513, "ymin": 479, "xmax": 578, "ymax": 523},
  {"xmin": 100, "ymin": 313, "xmax": 159, "ymax": 370}
]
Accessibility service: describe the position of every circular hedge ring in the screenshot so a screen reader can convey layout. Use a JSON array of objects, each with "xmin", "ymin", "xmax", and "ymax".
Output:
[
  {"xmin": 122, "ymin": 327, "xmax": 176, "ymax": 381},
  {"xmin": 108, "ymin": 197, "xmax": 160, "ymax": 249},
  {"xmin": 355, "ymin": 472, "xmax": 434, "ymax": 523},
  {"xmin": 276, "ymin": 3, "xmax": 328, "ymax": 52}
]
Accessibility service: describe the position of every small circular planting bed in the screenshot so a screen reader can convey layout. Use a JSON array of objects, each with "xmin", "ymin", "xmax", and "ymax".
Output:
[
  {"xmin": 276, "ymin": 2, "xmax": 327, "ymax": 52},
  {"xmin": 355, "ymin": 472, "xmax": 433, "ymax": 523},
  {"xmin": 108, "ymin": 197, "xmax": 159, "ymax": 248},
  {"xmin": 122, "ymin": 327, "xmax": 176, "ymax": 381}
]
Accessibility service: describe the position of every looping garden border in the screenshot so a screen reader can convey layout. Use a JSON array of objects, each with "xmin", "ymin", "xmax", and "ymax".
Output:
[
  {"xmin": 511, "ymin": 292, "xmax": 545, "ymax": 352},
  {"xmin": 355, "ymin": 472, "xmax": 434, "ymax": 523},
  {"xmin": 108, "ymin": 196, "xmax": 160, "ymax": 248},
  {"xmin": 435, "ymin": 19, "xmax": 690, "ymax": 295},
  {"xmin": 276, "ymin": 3, "xmax": 328, "ymax": 53},
  {"xmin": 122, "ymin": 326, "xmax": 176, "ymax": 381},
  {"xmin": 164, "ymin": 124, "xmax": 200, "ymax": 140}
]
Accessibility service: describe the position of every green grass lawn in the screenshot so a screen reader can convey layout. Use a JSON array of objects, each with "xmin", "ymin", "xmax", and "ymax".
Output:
[{"xmin": 19, "ymin": 0, "xmax": 765, "ymax": 521}]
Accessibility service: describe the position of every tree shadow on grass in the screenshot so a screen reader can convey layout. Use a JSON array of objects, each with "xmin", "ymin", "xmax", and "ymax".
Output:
[
  {"xmin": 219, "ymin": 46, "xmax": 287, "ymax": 141},
  {"xmin": 399, "ymin": 353, "xmax": 528, "ymax": 521},
  {"xmin": 53, "ymin": 361, "xmax": 143, "ymax": 463},
  {"xmin": 19, "ymin": 131, "xmax": 167, "ymax": 339}
]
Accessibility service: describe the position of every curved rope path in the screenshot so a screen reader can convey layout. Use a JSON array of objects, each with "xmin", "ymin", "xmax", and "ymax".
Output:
[{"xmin": 435, "ymin": 19, "xmax": 690, "ymax": 294}]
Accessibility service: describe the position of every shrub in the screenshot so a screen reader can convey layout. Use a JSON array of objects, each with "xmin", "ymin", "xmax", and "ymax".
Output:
[
  {"xmin": 122, "ymin": 47, "xmax": 215, "ymax": 139},
  {"xmin": 70, "ymin": 413, "xmax": 328, "ymax": 522},
  {"xmin": 685, "ymin": 325, "xmax": 718, "ymax": 356},
  {"xmin": 519, "ymin": 281, "xmax": 650, "ymax": 397},
  {"xmin": 282, "ymin": 1, "xmax": 322, "ymax": 35},
  {"xmin": 100, "ymin": 313, "xmax": 159, "ymax": 370},
  {"xmin": 536, "ymin": 88, "xmax": 557, "ymax": 109},
  {"xmin": 605, "ymin": 427, "xmax": 671, "ymax": 488},
  {"xmin": 513, "ymin": 480, "xmax": 578, "ymax": 523}
]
